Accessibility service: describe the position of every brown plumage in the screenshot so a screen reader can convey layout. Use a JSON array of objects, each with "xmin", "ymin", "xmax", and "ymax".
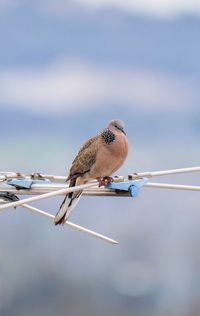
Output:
[{"xmin": 54, "ymin": 119, "xmax": 128, "ymax": 225}]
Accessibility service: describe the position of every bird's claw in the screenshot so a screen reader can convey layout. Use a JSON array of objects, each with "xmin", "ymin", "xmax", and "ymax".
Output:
[{"xmin": 97, "ymin": 176, "xmax": 114, "ymax": 187}]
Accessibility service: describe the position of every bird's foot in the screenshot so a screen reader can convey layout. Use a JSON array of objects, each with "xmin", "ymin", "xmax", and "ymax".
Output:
[{"xmin": 97, "ymin": 176, "xmax": 114, "ymax": 187}]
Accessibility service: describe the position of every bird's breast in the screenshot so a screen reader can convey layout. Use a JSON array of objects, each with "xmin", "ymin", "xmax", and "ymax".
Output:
[
  {"xmin": 90, "ymin": 134, "xmax": 128, "ymax": 178},
  {"xmin": 109, "ymin": 134, "xmax": 128, "ymax": 158}
]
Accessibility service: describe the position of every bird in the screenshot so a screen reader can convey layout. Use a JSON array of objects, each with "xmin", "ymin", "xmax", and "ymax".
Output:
[{"xmin": 54, "ymin": 119, "xmax": 128, "ymax": 225}]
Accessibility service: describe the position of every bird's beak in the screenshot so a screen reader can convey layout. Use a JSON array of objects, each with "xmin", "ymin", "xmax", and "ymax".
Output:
[{"xmin": 121, "ymin": 128, "xmax": 126, "ymax": 135}]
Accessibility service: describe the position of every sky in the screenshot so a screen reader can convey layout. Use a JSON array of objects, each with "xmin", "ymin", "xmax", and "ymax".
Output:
[
  {"xmin": 76, "ymin": 0, "xmax": 200, "ymax": 17},
  {"xmin": 0, "ymin": 60, "xmax": 197, "ymax": 115},
  {"xmin": 0, "ymin": 0, "xmax": 200, "ymax": 118},
  {"xmin": 2, "ymin": 0, "xmax": 200, "ymax": 17}
]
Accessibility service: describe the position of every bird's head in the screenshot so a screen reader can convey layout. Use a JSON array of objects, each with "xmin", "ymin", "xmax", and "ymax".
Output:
[{"xmin": 107, "ymin": 119, "xmax": 126, "ymax": 135}]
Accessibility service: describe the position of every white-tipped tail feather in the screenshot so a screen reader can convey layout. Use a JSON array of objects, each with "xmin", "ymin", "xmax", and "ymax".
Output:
[
  {"xmin": 54, "ymin": 178, "xmax": 82, "ymax": 225},
  {"xmin": 54, "ymin": 192, "xmax": 82, "ymax": 225}
]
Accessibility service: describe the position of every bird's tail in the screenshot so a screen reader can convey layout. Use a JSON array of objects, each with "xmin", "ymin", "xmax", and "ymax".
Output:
[{"xmin": 54, "ymin": 178, "xmax": 82, "ymax": 225}]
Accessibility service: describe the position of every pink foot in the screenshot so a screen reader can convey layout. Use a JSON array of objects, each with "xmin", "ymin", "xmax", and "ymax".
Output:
[{"xmin": 97, "ymin": 176, "xmax": 114, "ymax": 187}]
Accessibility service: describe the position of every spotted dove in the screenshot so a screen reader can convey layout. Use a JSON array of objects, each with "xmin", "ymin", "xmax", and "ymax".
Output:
[{"xmin": 54, "ymin": 119, "xmax": 128, "ymax": 225}]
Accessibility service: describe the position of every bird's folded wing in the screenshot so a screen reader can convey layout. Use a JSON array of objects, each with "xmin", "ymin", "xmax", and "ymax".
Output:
[{"xmin": 68, "ymin": 135, "xmax": 100, "ymax": 180}]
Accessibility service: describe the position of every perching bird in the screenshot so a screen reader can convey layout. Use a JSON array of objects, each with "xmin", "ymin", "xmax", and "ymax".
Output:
[{"xmin": 54, "ymin": 119, "xmax": 128, "ymax": 225}]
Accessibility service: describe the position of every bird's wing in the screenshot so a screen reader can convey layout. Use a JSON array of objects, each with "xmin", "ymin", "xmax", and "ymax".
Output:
[{"xmin": 67, "ymin": 135, "xmax": 100, "ymax": 180}]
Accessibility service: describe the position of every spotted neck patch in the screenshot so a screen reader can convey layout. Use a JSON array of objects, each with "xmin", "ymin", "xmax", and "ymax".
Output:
[{"xmin": 101, "ymin": 128, "xmax": 116, "ymax": 144}]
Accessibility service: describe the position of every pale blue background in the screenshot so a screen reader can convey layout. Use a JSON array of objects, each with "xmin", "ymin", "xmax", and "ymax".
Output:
[{"xmin": 0, "ymin": 1, "xmax": 199, "ymax": 315}]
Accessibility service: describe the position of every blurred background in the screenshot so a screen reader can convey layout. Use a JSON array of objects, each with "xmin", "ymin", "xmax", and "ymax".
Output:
[{"xmin": 0, "ymin": 0, "xmax": 200, "ymax": 315}]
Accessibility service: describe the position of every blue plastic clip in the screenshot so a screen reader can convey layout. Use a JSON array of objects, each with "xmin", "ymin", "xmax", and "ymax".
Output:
[
  {"xmin": 106, "ymin": 177, "xmax": 148, "ymax": 197},
  {"xmin": 6, "ymin": 178, "xmax": 51, "ymax": 189}
]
